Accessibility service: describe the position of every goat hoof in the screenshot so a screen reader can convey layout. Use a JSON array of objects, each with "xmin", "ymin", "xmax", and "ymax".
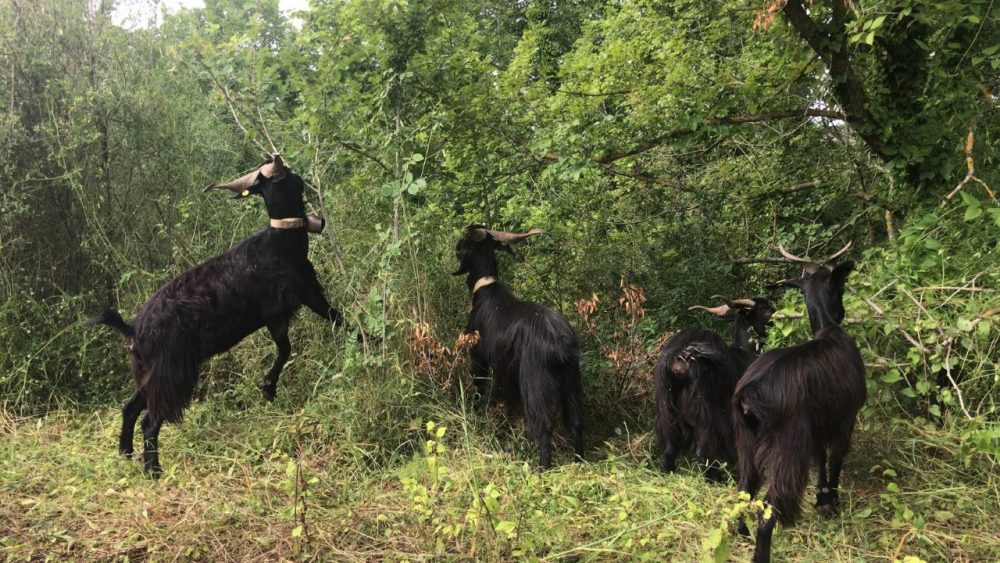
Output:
[
  {"xmin": 144, "ymin": 465, "xmax": 163, "ymax": 479},
  {"xmin": 815, "ymin": 491, "xmax": 839, "ymax": 517},
  {"xmin": 119, "ymin": 447, "xmax": 134, "ymax": 459},
  {"xmin": 260, "ymin": 384, "xmax": 276, "ymax": 402}
]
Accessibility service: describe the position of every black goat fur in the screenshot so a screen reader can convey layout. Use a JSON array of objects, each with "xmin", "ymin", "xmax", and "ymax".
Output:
[
  {"xmin": 90, "ymin": 158, "xmax": 345, "ymax": 476},
  {"xmin": 654, "ymin": 299, "xmax": 773, "ymax": 480},
  {"xmin": 454, "ymin": 226, "xmax": 585, "ymax": 468},
  {"xmin": 733, "ymin": 260, "xmax": 865, "ymax": 563}
]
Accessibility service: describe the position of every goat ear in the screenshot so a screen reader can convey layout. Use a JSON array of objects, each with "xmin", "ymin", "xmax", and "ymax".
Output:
[{"xmin": 831, "ymin": 260, "xmax": 855, "ymax": 287}]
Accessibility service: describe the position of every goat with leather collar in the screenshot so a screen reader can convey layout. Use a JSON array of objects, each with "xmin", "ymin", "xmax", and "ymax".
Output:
[{"xmin": 453, "ymin": 224, "xmax": 585, "ymax": 468}]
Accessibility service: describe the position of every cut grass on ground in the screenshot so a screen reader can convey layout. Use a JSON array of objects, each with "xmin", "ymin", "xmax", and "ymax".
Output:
[{"xmin": 1, "ymin": 403, "xmax": 998, "ymax": 562}]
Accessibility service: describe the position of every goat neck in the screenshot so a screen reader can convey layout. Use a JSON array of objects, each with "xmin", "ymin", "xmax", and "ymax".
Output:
[
  {"xmin": 731, "ymin": 314, "xmax": 761, "ymax": 355},
  {"xmin": 804, "ymin": 296, "xmax": 841, "ymax": 335},
  {"xmin": 462, "ymin": 253, "xmax": 500, "ymax": 294}
]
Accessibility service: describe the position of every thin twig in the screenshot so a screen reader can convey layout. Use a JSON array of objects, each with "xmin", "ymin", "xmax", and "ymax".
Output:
[{"xmin": 942, "ymin": 130, "xmax": 996, "ymax": 205}]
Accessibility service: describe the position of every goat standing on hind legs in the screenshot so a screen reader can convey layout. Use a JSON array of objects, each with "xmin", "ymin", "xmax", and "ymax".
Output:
[
  {"xmin": 733, "ymin": 242, "xmax": 866, "ymax": 563},
  {"xmin": 90, "ymin": 155, "xmax": 348, "ymax": 477},
  {"xmin": 453, "ymin": 225, "xmax": 585, "ymax": 469}
]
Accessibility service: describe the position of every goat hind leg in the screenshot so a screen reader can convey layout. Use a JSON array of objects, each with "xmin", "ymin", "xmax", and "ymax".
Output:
[
  {"xmin": 537, "ymin": 425, "xmax": 554, "ymax": 470},
  {"xmin": 818, "ymin": 433, "xmax": 853, "ymax": 516},
  {"xmin": 561, "ymin": 370, "xmax": 585, "ymax": 462},
  {"xmin": 815, "ymin": 446, "xmax": 836, "ymax": 515},
  {"xmin": 261, "ymin": 321, "xmax": 292, "ymax": 401},
  {"xmin": 119, "ymin": 390, "xmax": 145, "ymax": 458},
  {"xmin": 140, "ymin": 413, "xmax": 164, "ymax": 478}
]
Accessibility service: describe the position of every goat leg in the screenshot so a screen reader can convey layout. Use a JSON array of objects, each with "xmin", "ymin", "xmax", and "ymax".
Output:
[
  {"xmin": 119, "ymin": 390, "xmax": 145, "ymax": 458},
  {"xmin": 140, "ymin": 413, "xmax": 164, "ymax": 478},
  {"xmin": 815, "ymin": 447, "xmax": 836, "ymax": 515},
  {"xmin": 818, "ymin": 435, "xmax": 853, "ymax": 516},
  {"xmin": 537, "ymin": 426, "xmax": 554, "ymax": 470},
  {"xmin": 261, "ymin": 321, "xmax": 292, "ymax": 401},
  {"xmin": 751, "ymin": 510, "xmax": 777, "ymax": 563}
]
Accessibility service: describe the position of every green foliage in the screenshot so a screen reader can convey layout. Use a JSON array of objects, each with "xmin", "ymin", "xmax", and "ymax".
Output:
[{"xmin": 1, "ymin": 0, "xmax": 999, "ymax": 558}]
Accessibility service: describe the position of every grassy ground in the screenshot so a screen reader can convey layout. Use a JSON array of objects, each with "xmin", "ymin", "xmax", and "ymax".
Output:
[{"xmin": 2, "ymin": 380, "xmax": 998, "ymax": 562}]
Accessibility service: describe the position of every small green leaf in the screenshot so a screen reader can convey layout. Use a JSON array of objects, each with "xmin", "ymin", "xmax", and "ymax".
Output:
[
  {"xmin": 977, "ymin": 319, "xmax": 991, "ymax": 337},
  {"xmin": 964, "ymin": 206, "xmax": 983, "ymax": 221},
  {"xmin": 880, "ymin": 370, "xmax": 902, "ymax": 384}
]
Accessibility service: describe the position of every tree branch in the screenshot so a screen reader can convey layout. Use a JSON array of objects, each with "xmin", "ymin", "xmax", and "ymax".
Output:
[
  {"xmin": 782, "ymin": 0, "xmax": 887, "ymax": 160},
  {"xmin": 541, "ymin": 108, "xmax": 844, "ymax": 165},
  {"xmin": 584, "ymin": 107, "xmax": 844, "ymax": 164}
]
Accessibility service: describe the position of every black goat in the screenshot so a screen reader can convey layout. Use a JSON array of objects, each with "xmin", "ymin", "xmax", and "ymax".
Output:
[
  {"xmin": 453, "ymin": 225, "xmax": 584, "ymax": 468},
  {"xmin": 733, "ymin": 243, "xmax": 866, "ymax": 563},
  {"xmin": 654, "ymin": 298, "xmax": 773, "ymax": 480},
  {"xmin": 90, "ymin": 155, "xmax": 346, "ymax": 476}
]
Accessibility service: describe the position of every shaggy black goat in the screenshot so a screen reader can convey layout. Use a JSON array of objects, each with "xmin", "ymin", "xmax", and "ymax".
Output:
[
  {"xmin": 733, "ymin": 243, "xmax": 865, "ymax": 563},
  {"xmin": 91, "ymin": 155, "xmax": 346, "ymax": 476},
  {"xmin": 454, "ymin": 225, "xmax": 584, "ymax": 468},
  {"xmin": 654, "ymin": 298, "xmax": 773, "ymax": 480}
]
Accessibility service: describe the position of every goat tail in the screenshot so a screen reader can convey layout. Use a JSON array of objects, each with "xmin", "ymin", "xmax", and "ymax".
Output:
[
  {"xmin": 559, "ymin": 361, "xmax": 585, "ymax": 451},
  {"xmin": 138, "ymin": 349, "xmax": 198, "ymax": 424},
  {"xmin": 88, "ymin": 308, "xmax": 135, "ymax": 338}
]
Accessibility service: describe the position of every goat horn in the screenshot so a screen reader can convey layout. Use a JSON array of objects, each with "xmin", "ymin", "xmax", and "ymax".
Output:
[
  {"xmin": 824, "ymin": 241, "xmax": 853, "ymax": 263},
  {"xmin": 259, "ymin": 153, "xmax": 285, "ymax": 179},
  {"xmin": 688, "ymin": 304, "xmax": 731, "ymax": 316},
  {"xmin": 730, "ymin": 298, "xmax": 757, "ymax": 309},
  {"xmin": 710, "ymin": 294, "xmax": 730, "ymax": 302},
  {"xmin": 203, "ymin": 168, "xmax": 260, "ymax": 193},
  {"xmin": 487, "ymin": 228, "xmax": 545, "ymax": 245},
  {"xmin": 777, "ymin": 244, "xmax": 814, "ymax": 264}
]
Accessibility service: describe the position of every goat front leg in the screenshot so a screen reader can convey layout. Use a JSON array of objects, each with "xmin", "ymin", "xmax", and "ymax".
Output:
[
  {"xmin": 301, "ymin": 285, "xmax": 345, "ymax": 328},
  {"xmin": 261, "ymin": 320, "xmax": 292, "ymax": 402},
  {"xmin": 299, "ymin": 263, "xmax": 346, "ymax": 329}
]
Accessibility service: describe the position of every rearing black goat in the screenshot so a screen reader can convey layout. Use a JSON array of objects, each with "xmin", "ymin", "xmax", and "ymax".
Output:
[
  {"xmin": 90, "ymin": 155, "xmax": 346, "ymax": 476},
  {"xmin": 733, "ymin": 242, "xmax": 865, "ymax": 563},
  {"xmin": 454, "ymin": 225, "xmax": 585, "ymax": 468},
  {"xmin": 654, "ymin": 298, "xmax": 773, "ymax": 480}
]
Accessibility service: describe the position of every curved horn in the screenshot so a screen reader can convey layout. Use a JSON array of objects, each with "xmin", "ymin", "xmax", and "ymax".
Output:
[
  {"xmin": 203, "ymin": 168, "xmax": 260, "ymax": 194},
  {"xmin": 824, "ymin": 241, "xmax": 853, "ymax": 263},
  {"xmin": 486, "ymin": 228, "xmax": 545, "ymax": 245},
  {"xmin": 730, "ymin": 298, "xmax": 757, "ymax": 309},
  {"xmin": 688, "ymin": 304, "xmax": 732, "ymax": 316},
  {"xmin": 260, "ymin": 153, "xmax": 285, "ymax": 179},
  {"xmin": 778, "ymin": 244, "xmax": 813, "ymax": 264}
]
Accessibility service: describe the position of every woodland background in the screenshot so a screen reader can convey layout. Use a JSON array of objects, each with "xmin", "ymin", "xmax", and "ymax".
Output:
[{"xmin": 0, "ymin": 0, "xmax": 998, "ymax": 560}]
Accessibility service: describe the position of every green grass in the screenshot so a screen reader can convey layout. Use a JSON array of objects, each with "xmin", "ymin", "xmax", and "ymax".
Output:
[{"xmin": 2, "ymin": 382, "xmax": 998, "ymax": 562}]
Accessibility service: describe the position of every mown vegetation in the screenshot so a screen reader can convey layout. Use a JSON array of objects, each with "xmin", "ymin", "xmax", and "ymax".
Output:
[{"xmin": 1, "ymin": 0, "xmax": 998, "ymax": 560}]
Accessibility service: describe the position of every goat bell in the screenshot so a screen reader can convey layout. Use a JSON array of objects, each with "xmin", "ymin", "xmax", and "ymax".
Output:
[{"xmin": 305, "ymin": 214, "xmax": 326, "ymax": 234}]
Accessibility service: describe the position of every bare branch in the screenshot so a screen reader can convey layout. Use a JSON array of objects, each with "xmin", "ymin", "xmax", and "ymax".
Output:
[{"xmin": 942, "ymin": 130, "xmax": 996, "ymax": 206}]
